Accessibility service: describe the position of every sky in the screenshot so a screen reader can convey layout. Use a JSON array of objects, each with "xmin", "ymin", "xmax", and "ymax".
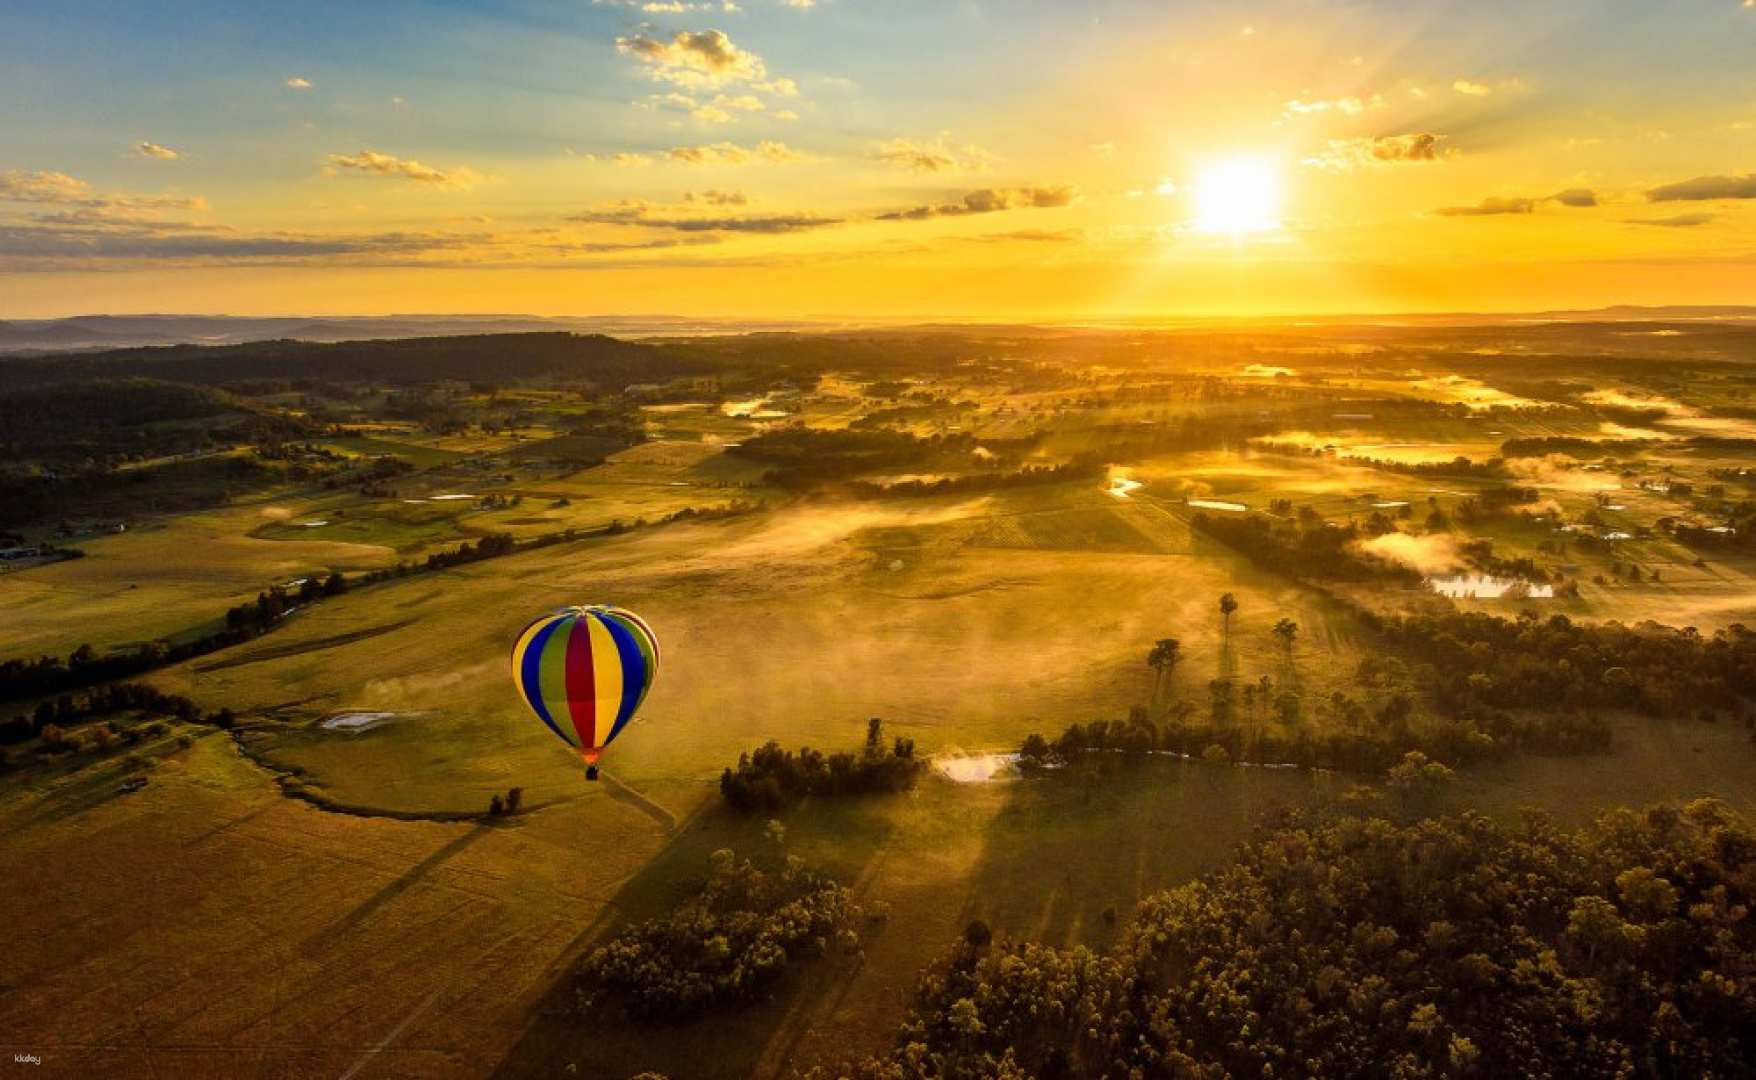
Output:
[{"xmin": 2, "ymin": 0, "xmax": 1755, "ymax": 319}]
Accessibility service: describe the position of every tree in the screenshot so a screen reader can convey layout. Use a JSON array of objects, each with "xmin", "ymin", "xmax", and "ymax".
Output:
[
  {"xmin": 1272, "ymin": 618, "xmax": 1298, "ymax": 661},
  {"xmin": 1146, "ymin": 638, "xmax": 1182, "ymax": 708},
  {"xmin": 1218, "ymin": 593, "xmax": 1239, "ymax": 641}
]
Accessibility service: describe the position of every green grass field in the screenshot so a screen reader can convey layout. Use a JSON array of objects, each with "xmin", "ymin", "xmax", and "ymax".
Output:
[{"xmin": 9, "ymin": 358, "xmax": 1756, "ymax": 1077}]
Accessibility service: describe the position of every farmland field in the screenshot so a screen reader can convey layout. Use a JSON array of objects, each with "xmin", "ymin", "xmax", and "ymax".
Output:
[{"xmin": 6, "ymin": 321, "xmax": 1756, "ymax": 1077}]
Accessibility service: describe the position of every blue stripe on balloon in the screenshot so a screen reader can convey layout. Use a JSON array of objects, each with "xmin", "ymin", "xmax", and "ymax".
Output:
[
  {"xmin": 520, "ymin": 616, "xmax": 569, "ymax": 744},
  {"xmin": 596, "ymin": 611, "xmax": 647, "ymax": 743}
]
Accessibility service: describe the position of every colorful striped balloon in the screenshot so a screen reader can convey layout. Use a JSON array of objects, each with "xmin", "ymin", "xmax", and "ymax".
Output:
[{"xmin": 509, "ymin": 605, "xmax": 659, "ymax": 780}]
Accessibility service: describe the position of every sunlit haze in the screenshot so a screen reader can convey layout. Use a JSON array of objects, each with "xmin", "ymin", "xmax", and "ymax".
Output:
[{"xmin": 4, "ymin": 0, "xmax": 1756, "ymax": 318}]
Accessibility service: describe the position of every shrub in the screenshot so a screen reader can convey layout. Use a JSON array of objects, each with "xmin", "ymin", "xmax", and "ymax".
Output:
[
  {"xmin": 719, "ymin": 719, "xmax": 925, "ymax": 813},
  {"xmin": 577, "ymin": 850, "xmax": 861, "ymax": 1020}
]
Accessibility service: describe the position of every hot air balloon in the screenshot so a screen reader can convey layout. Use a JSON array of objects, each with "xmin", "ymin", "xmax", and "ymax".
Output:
[{"xmin": 510, "ymin": 605, "xmax": 658, "ymax": 781}]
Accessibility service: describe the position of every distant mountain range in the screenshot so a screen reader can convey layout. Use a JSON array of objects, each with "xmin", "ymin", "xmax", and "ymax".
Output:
[
  {"xmin": 3, "ymin": 307, "xmax": 1756, "ymax": 352},
  {"xmin": 0, "ymin": 314, "xmax": 839, "ymax": 353}
]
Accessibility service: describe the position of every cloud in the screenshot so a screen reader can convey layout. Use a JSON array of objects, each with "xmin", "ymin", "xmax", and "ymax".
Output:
[
  {"xmin": 664, "ymin": 140, "xmax": 801, "ymax": 165},
  {"xmin": 570, "ymin": 201, "xmax": 840, "ymax": 232},
  {"xmin": 688, "ymin": 189, "xmax": 748, "ymax": 205},
  {"xmin": 285, "ymin": 76, "xmax": 312, "ymax": 89},
  {"xmin": 616, "ymin": 29, "xmax": 769, "ymax": 90},
  {"xmin": 873, "ymin": 136, "xmax": 995, "ymax": 174},
  {"xmin": 559, "ymin": 236, "xmax": 722, "ymax": 254},
  {"xmin": 1302, "ymin": 132, "xmax": 1454, "ymax": 171},
  {"xmin": 135, "ymin": 141, "xmax": 181, "ymax": 161},
  {"xmin": 1435, "ymin": 196, "xmax": 1536, "ymax": 217},
  {"xmin": 324, "ymin": 150, "xmax": 480, "ymax": 188},
  {"xmin": 0, "ymin": 169, "xmax": 204, "ymax": 212},
  {"xmin": 1646, "ymin": 173, "xmax": 1756, "ymax": 201},
  {"xmin": 1453, "ymin": 79, "xmax": 1493, "ymax": 96},
  {"xmin": 0, "ymin": 170, "xmax": 96, "ymax": 204},
  {"xmin": 592, "ymin": 1, "xmax": 742, "ymax": 11},
  {"xmin": 1626, "ymin": 212, "xmax": 1716, "ymax": 227},
  {"xmin": 695, "ymin": 92, "xmax": 767, "ymax": 123},
  {"xmin": 878, "ymin": 186, "xmax": 1077, "ymax": 221},
  {"xmin": 0, "ymin": 216, "xmax": 480, "ymax": 268},
  {"xmin": 1282, "ymin": 94, "xmax": 1386, "ymax": 118},
  {"xmin": 961, "ymin": 228, "xmax": 1084, "ymax": 244},
  {"xmin": 1434, "ymin": 188, "xmax": 1599, "ymax": 217}
]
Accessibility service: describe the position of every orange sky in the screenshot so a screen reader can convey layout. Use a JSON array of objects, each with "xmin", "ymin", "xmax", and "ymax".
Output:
[{"xmin": 3, "ymin": 1, "xmax": 1754, "ymax": 317}]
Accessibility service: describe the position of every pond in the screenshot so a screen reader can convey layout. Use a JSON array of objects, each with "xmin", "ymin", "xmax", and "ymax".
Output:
[
  {"xmin": 1427, "ymin": 574, "xmax": 1554, "ymax": 599},
  {"xmin": 935, "ymin": 753, "xmax": 1021, "ymax": 783}
]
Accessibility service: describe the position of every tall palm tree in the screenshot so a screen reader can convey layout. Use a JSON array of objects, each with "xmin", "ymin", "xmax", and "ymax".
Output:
[
  {"xmin": 1272, "ymin": 618, "xmax": 1299, "ymax": 660},
  {"xmin": 1219, "ymin": 593, "xmax": 1239, "ymax": 643},
  {"xmin": 1147, "ymin": 637, "xmax": 1182, "ymax": 709}
]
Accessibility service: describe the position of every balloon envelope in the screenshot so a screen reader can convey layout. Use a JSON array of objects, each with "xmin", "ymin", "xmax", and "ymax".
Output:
[{"xmin": 510, "ymin": 605, "xmax": 658, "ymax": 766}]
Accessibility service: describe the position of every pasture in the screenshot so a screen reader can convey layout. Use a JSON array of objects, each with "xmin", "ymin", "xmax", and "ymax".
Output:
[{"xmin": 8, "ymin": 335, "xmax": 1756, "ymax": 1077}]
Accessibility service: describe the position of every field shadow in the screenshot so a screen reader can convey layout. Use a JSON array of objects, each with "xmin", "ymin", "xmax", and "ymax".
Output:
[
  {"xmin": 955, "ymin": 761, "xmax": 1329, "ymax": 952},
  {"xmin": 302, "ymin": 823, "xmax": 496, "ymax": 956},
  {"xmin": 488, "ymin": 797, "xmax": 897, "ymax": 1080}
]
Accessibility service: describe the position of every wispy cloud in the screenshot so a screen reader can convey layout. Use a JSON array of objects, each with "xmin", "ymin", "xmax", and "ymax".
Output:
[
  {"xmin": 1646, "ymin": 173, "xmax": 1756, "ymax": 201},
  {"xmin": 285, "ymin": 76, "xmax": 312, "ymax": 89},
  {"xmin": 1625, "ymin": 212, "xmax": 1716, "ymax": 227},
  {"xmin": 0, "ymin": 169, "xmax": 205, "ymax": 212},
  {"xmin": 324, "ymin": 150, "xmax": 480, "ymax": 189},
  {"xmin": 688, "ymin": 189, "xmax": 748, "ymax": 205},
  {"xmin": 1302, "ymin": 133, "xmax": 1454, "ymax": 171},
  {"xmin": 1282, "ymin": 94, "xmax": 1386, "ymax": 119},
  {"xmin": 570, "ymin": 204, "xmax": 841, "ymax": 233},
  {"xmin": 1435, "ymin": 196, "xmax": 1536, "ymax": 217},
  {"xmin": 878, "ymin": 186, "xmax": 1077, "ymax": 221},
  {"xmin": 620, "ymin": 140, "xmax": 803, "ymax": 166},
  {"xmin": 873, "ymin": 136, "xmax": 994, "ymax": 174},
  {"xmin": 134, "ymin": 141, "xmax": 181, "ymax": 161},
  {"xmin": 1434, "ymin": 188, "xmax": 1599, "ymax": 216}
]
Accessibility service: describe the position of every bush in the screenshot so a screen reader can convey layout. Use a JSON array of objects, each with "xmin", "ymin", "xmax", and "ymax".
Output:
[
  {"xmin": 719, "ymin": 719, "xmax": 925, "ymax": 813},
  {"xmin": 577, "ymin": 850, "xmax": 862, "ymax": 1020}
]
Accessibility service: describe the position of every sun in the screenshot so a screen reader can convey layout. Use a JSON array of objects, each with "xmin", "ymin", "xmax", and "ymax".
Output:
[{"xmin": 1191, "ymin": 157, "xmax": 1283, "ymax": 235}]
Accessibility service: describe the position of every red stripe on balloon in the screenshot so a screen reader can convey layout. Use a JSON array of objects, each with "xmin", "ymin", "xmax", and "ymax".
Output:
[{"xmin": 564, "ymin": 617, "xmax": 597, "ymax": 752}]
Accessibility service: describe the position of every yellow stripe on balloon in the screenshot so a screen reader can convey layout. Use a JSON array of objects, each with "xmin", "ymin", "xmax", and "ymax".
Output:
[{"xmin": 586, "ymin": 614, "xmax": 623, "ymax": 747}]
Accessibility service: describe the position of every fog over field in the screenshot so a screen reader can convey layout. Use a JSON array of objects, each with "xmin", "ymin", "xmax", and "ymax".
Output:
[
  {"xmin": 5, "ymin": 316, "xmax": 1756, "ymax": 1077},
  {"xmin": 8, "ymin": 0, "xmax": 1756, "ymax": 1075}
]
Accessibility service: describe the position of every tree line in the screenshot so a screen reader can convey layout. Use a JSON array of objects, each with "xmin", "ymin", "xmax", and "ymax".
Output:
[
  {"xmin": 828, "ymin": 798, "xmax": 1756, "ymax": 1078},
  {"xmin": 720, "ymin": 718, "xmax": 926, "ymax": 812}
]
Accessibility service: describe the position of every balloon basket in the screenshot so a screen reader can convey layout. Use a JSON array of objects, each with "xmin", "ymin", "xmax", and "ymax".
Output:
[{"xmin": 585, "ymin": 764, "xmax": 600, "ymax": 782}]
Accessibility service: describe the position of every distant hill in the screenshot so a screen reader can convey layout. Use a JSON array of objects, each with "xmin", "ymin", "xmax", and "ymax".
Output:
[
  {"xmin": 0, "ymin": 314, "xmax": 834, "ymax": 352},
  {"xmin": 6, "ymin": 307, "xmax": 1756, "ymax": 354},
  {"xmin": 0, "ymin": 377, "xmax": 311, "ymax": 464},
  {"xmin": 0, "ymin": 333, "xmax": 702, "ymax": 390}
]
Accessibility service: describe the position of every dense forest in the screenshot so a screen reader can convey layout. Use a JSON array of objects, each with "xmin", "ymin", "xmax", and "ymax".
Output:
[
  {"xmin": 0, "ymin": 377, "xmax": 312, "ymax": 463},
  {"xmin": 833, "ymin": 800, "xmax": 1756, "ymax": 1079},
  {"xmin": 0, "ymin": 332, "xmax": 690, "ymax": 391}
]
